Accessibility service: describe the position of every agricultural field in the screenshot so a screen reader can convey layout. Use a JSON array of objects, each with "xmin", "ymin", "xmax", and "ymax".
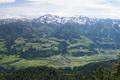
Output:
[{"xmin": 0, "ymin": 53, "xmax": 117, "ymax": 69}]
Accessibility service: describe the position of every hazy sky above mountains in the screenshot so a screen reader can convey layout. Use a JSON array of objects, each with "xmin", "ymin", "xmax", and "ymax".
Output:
[{"xmin": 0, "ymin": 0, "xmax": 120, "ymax": 18}]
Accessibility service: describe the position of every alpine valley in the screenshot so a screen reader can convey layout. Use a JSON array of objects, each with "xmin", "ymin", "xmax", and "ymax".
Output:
[{"xmin": 0, "ymin": 14, "xmax": 120, "ymax": 69}]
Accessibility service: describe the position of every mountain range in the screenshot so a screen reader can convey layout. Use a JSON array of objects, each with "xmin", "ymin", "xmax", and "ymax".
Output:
[{"xmin": 0, "ymin": 14, "xmax": 120, "ymax": 58}]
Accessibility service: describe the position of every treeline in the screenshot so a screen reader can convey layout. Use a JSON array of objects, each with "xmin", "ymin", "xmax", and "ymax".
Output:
[{"xmin": 0, "ymin": 60, "xmax": 120, "ymax": 80}]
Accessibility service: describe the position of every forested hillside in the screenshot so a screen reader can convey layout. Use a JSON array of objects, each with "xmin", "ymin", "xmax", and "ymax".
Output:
[{"xmin": 0, "ymin": 59, "xmax": 120, "ymax": 80}]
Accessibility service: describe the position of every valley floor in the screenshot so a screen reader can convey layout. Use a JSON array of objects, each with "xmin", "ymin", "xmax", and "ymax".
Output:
[{"xmin": 0, "ymin": 54, "xmax": 117, "ymax": 69}]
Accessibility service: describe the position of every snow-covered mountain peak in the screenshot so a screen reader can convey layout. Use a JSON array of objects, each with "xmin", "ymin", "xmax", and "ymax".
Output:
[
  {"xmin": 1, "ymin": 14, "xmax": 120, "ymax": 26},
  {"xmin": 34, "ymin": 14, "xmax": 93, "ymax": 24}
]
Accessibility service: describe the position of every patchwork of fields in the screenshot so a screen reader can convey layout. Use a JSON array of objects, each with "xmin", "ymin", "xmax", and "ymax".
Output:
[{"xmin": 0, "ymin": 54, "xmax": 117, "ymax": 69}]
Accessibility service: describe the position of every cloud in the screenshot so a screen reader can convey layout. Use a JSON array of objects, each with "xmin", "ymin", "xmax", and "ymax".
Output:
[
  {"xmin": 0, "ymin": 0, "xmax": 15, "ymax": 4},
  {"xmin": 0, "ymin": 0, "xmax": 120, "ymax": 19}
]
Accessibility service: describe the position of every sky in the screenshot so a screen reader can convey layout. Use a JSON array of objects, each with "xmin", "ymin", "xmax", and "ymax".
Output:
[{"xmin": 0, "ymin": 0, "xmax": 120, "ymax": 19}]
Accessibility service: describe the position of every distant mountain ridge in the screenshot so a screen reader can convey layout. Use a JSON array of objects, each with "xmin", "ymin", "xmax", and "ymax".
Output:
[{"xmin": 1, "ymin": 14, "xmax": 120, "ymax": 25}]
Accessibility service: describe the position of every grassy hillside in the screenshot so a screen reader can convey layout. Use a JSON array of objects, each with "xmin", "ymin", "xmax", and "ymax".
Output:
[{"xmin": 0, "ymin": 54, "xmax": 117, "ymax": 69}]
